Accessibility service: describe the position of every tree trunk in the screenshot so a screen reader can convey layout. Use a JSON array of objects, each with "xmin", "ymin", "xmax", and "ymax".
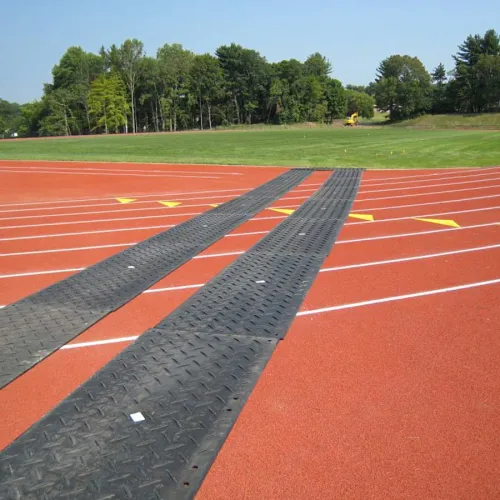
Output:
[
  {"xmin": 199, "ymin": 94, "xmax": 203, "ymax": 130},
  {"xmin": 158, "ymin": 97, "xmax": 165, "ymax": 131},
  {"xmin": 130, "ymin": 81, "xmax": 136, "ymax": 134},
  {"xmin": 208, "ymin": 102, "xmax": 212, "ymax": 129},
  {"xmin": 234, "ymin": 94, "xmax": 240, "ymax": 124}
]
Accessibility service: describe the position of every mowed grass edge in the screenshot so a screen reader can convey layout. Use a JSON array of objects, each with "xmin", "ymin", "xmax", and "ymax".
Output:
[{"xmin": 0, "ymin": 127, "xmax": 499, "ymax": 169}]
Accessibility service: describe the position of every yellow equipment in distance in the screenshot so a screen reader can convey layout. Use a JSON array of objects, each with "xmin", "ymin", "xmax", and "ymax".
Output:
[{"xmin": 344, "ymin": 112, "xmax": 359, "ymax": 127}]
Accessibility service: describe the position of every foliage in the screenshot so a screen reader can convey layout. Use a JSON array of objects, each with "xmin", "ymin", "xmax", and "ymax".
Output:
[
  {"xmin": 6, "ymin": 27, "xmax": 500, "ymax": 137},
  {"xmin": 374, "ymin": 55, "xmax": 432, "ymax": 120},
  {"xmin": 345, "ymin": 90, "xmax": 374, "ymax": 118},
  {"xmin": 88, "ymin": 74, "xmax": 129, "ymax": 133}
]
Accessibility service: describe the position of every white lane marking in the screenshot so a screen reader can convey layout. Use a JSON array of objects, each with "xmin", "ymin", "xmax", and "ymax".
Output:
[
  {"xmin": 321, "ymin": 243, "xmax": 500, "ymax": 272},
  {"xmin": 0, "ymin": 165, "xmax": 242, "ymax": 176},
  {"xmin": 360, "ymin": 168, "xmax": 496, "ymax": 183},
  {"xmin": 355, "ymin": 183, "xmax": 500, "ymax": 203},
  {"xmin": 0, "ymin": 168, "xmax": 220, "ymax": 180},
  {"xmin": 0, "ymin": 242, "xmax": 134, "ymax": 257},
  {"xmin": 338, "ymin": 221, "xmax": 499, "ymax": 243},
  {"xmin": 4, "ymin": 220, "xmax": 496, "ymax": 261},
  {"xmin": 0, "ymin": 305, "xmax": 5, "ymax": 309},
  {"xmin": 359, "ymin": 176, "xmax": 500, "ymax": 195},
  {"xmin": 0, "ymin": 206, "xmax": 287, "ymax": 230},
  {"xmin": 0, "ymin": 268, "xmax": 85, "ymax": 279},
  {"xmin": 0, "ymin": 183, "xmax": 322, "ymax": 209},
  {"xmin": 194, "ymin": 251, "xmax": 244, "ymax": 259},
  {"xmin": 61, "ymin": 336, "xmax": 139, "ymax": 349},
  {"xmin": 57, "ymin": 277, "xmax": 500, "ymax": 349},
  {"xmin": 352, "ymin": 193, "xmax": 500, "ymax": 213},
  {"xmin": 0, "ymin": 225, "xmax": 174, "ymax": 242},
  {"xmin": 344, "ymin": 205, "xmax": 500, "ymax": 226},
  {"xmin": 296, "ymin": 278, "xmax": 500, "ymax": 316},
  {"xmin": 360, "ymin": 169, "xmax": 500, "ymax": 187},
  {"xmin": 226, "ymin": 230, "xmax": 270, "ymax": 237},
  {"xmin": 0, "ymin": 188, "xmax": 315, "ymax": 221},
  {"xmin": 0, "ymin": 211, "xmax": 206, "ymax": 230},
  {"xmin": 144, "ymin": 284, "xmax": 204, "ymax": 294}
]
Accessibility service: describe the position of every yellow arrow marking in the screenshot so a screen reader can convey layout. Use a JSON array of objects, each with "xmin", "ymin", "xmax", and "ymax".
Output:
[
  {"xmin": 413, "ymin": 218, "xmax": 460, "ymax": 228},
  {"xmin": 158, "ymin": 201, "xmax": 181, "ymax": 208},
  {"xmin": 269, "ymin": 208, "xmax": 295, "ymax": 215},
  {"xmin": 209, "ymin": 204, "xmax": 220, "ymax": 208},
  {"xmin": 349, "ymin": 213, "xmax": 374, "ymax": 222},
  {"xmin": 116, "ymin": 198, "xmax": 136, "ymax": 204}
]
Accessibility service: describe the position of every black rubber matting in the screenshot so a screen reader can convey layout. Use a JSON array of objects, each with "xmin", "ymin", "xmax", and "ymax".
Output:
[
  {"xmin": 0, "ymin": 169, "xmax": 311, "ymax": 389},
  {"xmin": 0, "ymin": 168, "xmax": 363, "ymax": 500}
]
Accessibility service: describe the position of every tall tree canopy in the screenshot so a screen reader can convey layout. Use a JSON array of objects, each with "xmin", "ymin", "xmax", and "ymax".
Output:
[{"xmin": 4, "ymin": 27, "xmax": 500, "ymax": 138}]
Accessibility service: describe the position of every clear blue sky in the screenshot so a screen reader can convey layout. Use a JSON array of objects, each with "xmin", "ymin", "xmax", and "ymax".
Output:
[{"xmin": 1, "ymin": 0, "xmax": 498, "ymax": 103}]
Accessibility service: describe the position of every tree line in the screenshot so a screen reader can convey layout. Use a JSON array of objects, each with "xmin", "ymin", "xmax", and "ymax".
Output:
[{"xmin": 1, "ymin": 28, "xmax": 499, "ymax": 137}]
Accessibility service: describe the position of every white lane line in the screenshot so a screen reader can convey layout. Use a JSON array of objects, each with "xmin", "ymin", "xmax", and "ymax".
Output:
[
  {"xmin": 345, "ymin": 205, "xmax": 500, "ymax": 226},
  {"xmin": 338, "ymin": 221, "xmax": 499, "ymax": 244},
  {"xmin": 360, "ymin": 168, "xmax": 495, "ymax": 183},
  {"xmin": 3, "ymin": 220, "xmax": 496, "ymax": 260},
  {"xmin": 0, "ymin": 225, "xmax": 174, "ymax": 242},
  {"xmin": 352, "ymin": 193, "xmax": 500, "ymax": 213},
  {"xmin": 0, "ymin": 242, "xmax": 134, "ymax": 257},
  {"xmin": 320, "ymin": 243, "xmax": 500, "ymax": 272},
  {"xmin": 61, "ymin": 336, "xmax": 139, "ymax": 349},
  {"xmin": 1, "ymin": 212, "xmax": 287, "ymax": 231},
  {"xmin": 356, "ymin": 183, "xmax": 500, "ymax": 203},
  {"xmin": 359, "ymin": 176, "xmax": 500, "ymax": 195},
  {"xmin": 0, "ymin": 183, "xmax": 322, "ymax": 209},
  {"xmin": 0, "ymin": 169, "xmax": 220, "ymax": 180},
  {"xmin": 360, "ymin": 169, "xmax": 500, "ymax": 187},
  {"xmin": 0, "ymin": 211, "xmax": 205, "ymax": 230},
  {"xmin": 226, "ymin": 230, "xmax": 270, "ymax": 237},
  {"xmin": 194, "ymin": 251, "xmax": 244, "ymax": 259},
  {"xmin": 58, "ymin": 277, "xmax": 500, "ymax": 349},
  {"xmin": 144, "ymin": 284, "xmax": 205, "ymax": 294},
  {"xmin": 0, "ymin": 268, "xmax": 85, "ymax": 279},
  {"xmin": 0, "ymin": 188, "xmax": 314, "ymax": 221},
  {"xmin": 296, "ymin": 278, "xmax": 500, "ymax": 316},
  {"xmin": 0, "ymin": 165, "xmax": 243, "ymax": 176},
  {"xmin": 0, "ymin": 305, "xmax": 5, "ymax": 309}
]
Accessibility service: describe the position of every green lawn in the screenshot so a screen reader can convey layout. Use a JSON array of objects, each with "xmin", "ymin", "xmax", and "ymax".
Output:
[{"xmin": 0, "ymin": 127, "xmax": 499, "ymax": 168}]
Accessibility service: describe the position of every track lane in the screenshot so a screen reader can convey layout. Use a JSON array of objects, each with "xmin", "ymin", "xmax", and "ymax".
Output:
[{"xmin": 198, "ymin": 283, "xmax": 500, "ymax": 500}]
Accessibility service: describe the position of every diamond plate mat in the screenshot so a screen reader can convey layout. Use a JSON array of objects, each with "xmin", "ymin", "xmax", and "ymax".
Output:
[
  {"xmin": 0, "ymin": 168, "xmax": 363, "ymax": 499},
  {"xmin": 0, "ymin": 169, "xmax": 311, "ymax": 389}
]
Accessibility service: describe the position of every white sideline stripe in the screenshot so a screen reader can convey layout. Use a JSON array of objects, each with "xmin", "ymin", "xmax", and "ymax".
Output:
[
  {"xmin": 1, "ymin": 212, "xmax": 287, "ymax": 231},
  {"xmin": 61, "ymin": 337, "xmax": 140, "ymax": 349},
  {"xmin": 0, "ymin": 243, "xmax": 134, "ymax": 257},
  {"xmin": 144, "ymin": 283, "xmax": 205, "ymax": 294},
  {"xmin": 352, "ymin": 193, "xmax": 500, "ymax": 213},
  {"xmin": 359, "ymin": 176, "xmax": 500, "ymax": 195},
  {"xmin": 59, "ymin": 277, "xmax": 500, "ymax": 349},
  {"xmin": 226, "ymin": 230, "xmax": 270, "ymax": 237},
  {"xmin": 338, "ymin": 221, "xmax": 499, "ymax": 244},
  {"xmin": 360, "ymin": 169, "xmax": 500, "ymax": 187},
  {"xmin": 0, "ymin": 225, "xmax": 175, "ymax": 242},
  {"xmin": 0, "ymin": 183, "xmax": 323, "ymax": 209},
  {"xmin": 320, "ymin": 243, "xmax": 500, "ymax": 272},
  {"xmin": 0, "ymin": 188, "xmax": 315, "ymax": 220},
  {"xmin": 296, "ymin": 278, "xmax": 500, "ymax": 316},
  {"xmin": 0, "ymin": 168, "xmax": 220, "ymax": 180},
  {"xmin": 356, "ymin": 183, "xmax": 500, "ymax": 203},
  {"xmin": 0, "ymin": 267, "xmax": 85, "ymax": 279},
  {"xmin": 0, "ymin": 305, "xmax": 5, "ymax": 309},
  {"xmin": 344, "ymin": 204, "xmax": 500, "ymax": 226},
  {"xmin": 0, "ymin": 165, "xmax": 242, "ymax": 176},
  {"xmin": 194, "ymin": 251, "xmax": 244, "ymax": 259},
  {"xmin": 2, "ymin": 220, "xmax": 497, "ymax": 260},
  {"xmin": 360, "ymin": 168, "xmax": 495, "ymax": 183}
]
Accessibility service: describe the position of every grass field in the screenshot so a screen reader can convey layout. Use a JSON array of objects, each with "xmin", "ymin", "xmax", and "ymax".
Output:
[{"xmin": 0, "ymin": 126, "xmax": 499, "ymax": 168}]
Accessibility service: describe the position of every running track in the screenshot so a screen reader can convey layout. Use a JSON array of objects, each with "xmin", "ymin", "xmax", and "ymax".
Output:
[{"xmin": 0, "ymin": 160, "xmax": 499, "ymax": 499}]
